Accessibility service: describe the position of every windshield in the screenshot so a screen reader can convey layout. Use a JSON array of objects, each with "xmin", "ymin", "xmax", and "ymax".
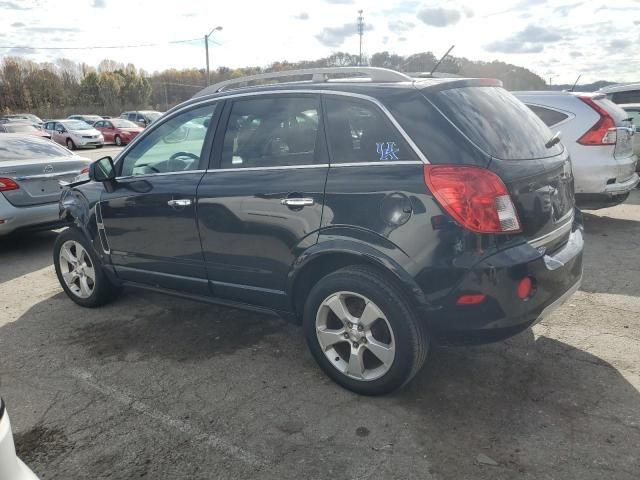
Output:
[
  {"xmin": 145, "ymin": 112, "xmax": 162, "ymax": 121},
  {"xmin": 112, "ymin": 119, "xmax": 138, "ymax": 128},
  {"xmin": 63, "ymin": 120, "xmax": 93, "ymax": 131},
  {"xmin": 0, "ymin": 136, "xmax": 72, "ymax": 161},
  {"xmin": 84, "ymin": 115, "xmax": 102, "ymax": 122},
  {"xmin": 5, "ymin": 124, "xmax": 39, "ymax": 133}
]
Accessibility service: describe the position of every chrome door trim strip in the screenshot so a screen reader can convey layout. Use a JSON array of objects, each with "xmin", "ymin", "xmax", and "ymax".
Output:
[{"xmin": 528, "ymin": 210, "xmax": 574, "ymax": 249}]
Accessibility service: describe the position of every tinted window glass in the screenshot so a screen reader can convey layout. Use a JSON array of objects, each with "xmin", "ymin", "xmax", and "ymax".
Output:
[
  {"xmin": 324, "ymin": 97, "xmax": 417, "ymax": 163},
  {"xmin": 221, "ymin": 96, "xmax": 320, "ymax": 168},
  {"xmin": 0, "ymin": 136, "xmax": 72, "ymax": 160},
  {"xmin": 610, "ymin": 91, "xmax": 640, "ymax": 104},
  {"xmin": 119, "ymin": 103, "xmax": 216, "ymax": 177},
  {"xmin": 527, "ymin": 105, "xmax": 569, "ymax": 127},
  {"xmin": 431, "ymin": 86, "xmax": 563, "ymax": 160}
]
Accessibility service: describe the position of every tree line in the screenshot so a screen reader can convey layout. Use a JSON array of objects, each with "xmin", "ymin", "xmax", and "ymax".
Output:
[{"xmin": 0, "ymin": 51, "xmax": 548, "ymax": 118}]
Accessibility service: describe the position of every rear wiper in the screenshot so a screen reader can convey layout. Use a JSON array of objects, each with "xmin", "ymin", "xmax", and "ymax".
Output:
[{"xmin": 545, "ymin": 131, "xmax": 562, "ymax": 149}]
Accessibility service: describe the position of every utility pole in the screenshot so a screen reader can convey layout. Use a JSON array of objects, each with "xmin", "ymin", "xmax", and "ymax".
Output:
[
  {"xmin": 204, "ymin": 26, "xmax": 223, "ymax": 86},
  {"xmin": 549, "ymin": 75, "xmax": 556, "ymax": 89},
  {"xmin": 357, "ymin": 10, "xmax": 364, "ymax": 66}
]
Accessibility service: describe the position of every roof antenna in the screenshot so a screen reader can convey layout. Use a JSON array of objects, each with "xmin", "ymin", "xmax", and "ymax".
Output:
[
  {"xmin": 430, "ymin": 45, "xmax": 455, "ymax": 75},
  {"xmin": 570, "ymin": 74, "xmax": 581, "ymax": 92}
]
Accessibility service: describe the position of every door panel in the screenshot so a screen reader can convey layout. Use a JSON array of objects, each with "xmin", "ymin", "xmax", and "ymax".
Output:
[
  {"xmin": 100, "ymin": 102, "xmax": 220, "ymax": 295},
  {"xmin": 197, "ymin": 94, "xmax": 328, "ymax": 310}
]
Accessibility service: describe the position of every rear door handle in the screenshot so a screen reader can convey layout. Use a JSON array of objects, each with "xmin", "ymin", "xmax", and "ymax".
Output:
[
  {"xmin": 281, "ymin": 197, "xmax": 315, "ymax": 207},
  {"xmin": 167, "ymin": 199, "xmax": 192, "ymax": 208}
]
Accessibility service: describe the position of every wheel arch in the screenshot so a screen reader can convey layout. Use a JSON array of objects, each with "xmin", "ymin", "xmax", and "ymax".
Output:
[{"xmin": 288, "ymin": 239, "xmax": 430, "ymax": 323}]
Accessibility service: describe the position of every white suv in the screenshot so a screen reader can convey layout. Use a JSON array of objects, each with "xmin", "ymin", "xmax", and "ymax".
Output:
[
  {"xmin": 0, "ymin": 398, "xmax": 39, "ymax": 479},
  {"xmin": 515, "ymin": 91, "xmax": 638, "ymax": 209}
]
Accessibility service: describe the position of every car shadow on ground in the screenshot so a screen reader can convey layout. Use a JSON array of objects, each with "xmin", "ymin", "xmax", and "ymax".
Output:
[
  {"xmin": 4, "ymin": 290, "xmax": 640, "ymax": 479},
  {"xmin": 0, "ymin": 230, "xmax": 58, "ymax": 284}
]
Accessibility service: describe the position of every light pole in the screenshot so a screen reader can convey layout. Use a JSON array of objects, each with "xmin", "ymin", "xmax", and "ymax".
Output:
[
  {"xmin": 548, "ymin": 74, "xmax": 557, "ymax": 89},
  {"xmin": 357, "ymin": 10, "xmax": 364, "ymax": 66},
  {"xmin": 205, "ymin": 26, "xmax": 223, "ymax": 86}
]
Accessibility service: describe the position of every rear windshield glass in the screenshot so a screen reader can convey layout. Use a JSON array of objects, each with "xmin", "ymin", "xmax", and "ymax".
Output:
[
  {"xmin": 430, "ymin": 86, "xmax": 563, "ymax": 160},
  {"xmin": 0, "ymin": 136, "xmax": 72, "ymax": 161}
]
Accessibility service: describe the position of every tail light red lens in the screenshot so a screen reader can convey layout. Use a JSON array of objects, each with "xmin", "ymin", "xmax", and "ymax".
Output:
[
  {"xmin": 457, "ymin": 294, "xmax": 486, "ymax": 305},
  {"xmin": 424, "ymin": 165, "xmax": 521, "ymax": 234},
  {"xmin": 517, "ymin": 277, "xmax": 534, "ymax": 300},
  {"xmin": 577, "ymin": 96, "xmax": 617, "ymax": 146},
  {"xmin": 0, "ymin": 178, "xmax": 19, "ymax": 192}
]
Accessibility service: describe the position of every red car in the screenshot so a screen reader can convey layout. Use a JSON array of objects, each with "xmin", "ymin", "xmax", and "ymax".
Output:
[{"xmin": 92, "ymin": 118, "xmax": 143, "ymax": 146}]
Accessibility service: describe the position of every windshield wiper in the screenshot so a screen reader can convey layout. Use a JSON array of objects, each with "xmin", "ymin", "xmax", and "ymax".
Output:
[{"xmin": 545, "ymin": 131, "xmax": 562, "ymax": 149}]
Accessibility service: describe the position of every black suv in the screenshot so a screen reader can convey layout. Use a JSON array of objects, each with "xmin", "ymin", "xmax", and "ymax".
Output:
[{"xmin": 54, "ymin": 67, "xmax": 583, "ymax": 395}]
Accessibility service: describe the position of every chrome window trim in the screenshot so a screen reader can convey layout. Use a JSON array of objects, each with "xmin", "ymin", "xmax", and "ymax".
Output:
[
  {"xmin": 116, "ymin": 169, "xmax": 206, "ymax": 181},
  {"xmin": 528, "ymin": 210, "xmax": 575, "ymax": 249},
  {"xmin": 212, "ymin": 164, "xmax": 329, "ymax": 173},
  {"xmin": 330, "ymin": 161, "xmax": 423, "ymax": 167},
  {"xmin": 123, "ymin": 89, "xmax": 430, "ymax": 167}
]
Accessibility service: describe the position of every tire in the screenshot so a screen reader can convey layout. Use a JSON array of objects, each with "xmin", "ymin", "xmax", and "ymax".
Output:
[
  {"xmin": 53, "ymin": 228, "xmax": 119, "ymax": 308},
  {"xmin": 303, "ymin": 265, "xmax": 429, "ymax": 395},
  {"xmin": 66, "ymin": 138, "xmax": 76, "ymax": 150},
  {"xmin": 96, "ymin": 144, "xmax": 104, "ymax": 149},
  {"xmin": 114, "ymin": 135, "xmax": 122, "ymax": 146}
]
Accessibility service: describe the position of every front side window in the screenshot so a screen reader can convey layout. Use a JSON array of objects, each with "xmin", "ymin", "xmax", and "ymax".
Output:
[
  {"xmin": 221, "ymin": 96, "xmax": 321, "ymax": 169},
  {"xmin": 324, "ymin": 96, "xmax": 416, "ymax": 163},
  {"xmin": 119, "ymin": 103, "xmax": 217, "ymax": 177}
]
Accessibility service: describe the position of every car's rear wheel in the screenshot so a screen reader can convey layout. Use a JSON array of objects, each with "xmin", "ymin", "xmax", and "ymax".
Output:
[
  {"xmin": 66, "ymin": 138, "xmax": 76, "ymax": 150},
  {"xmin": 53, "ymin": 228, "xmax": 119, "ymax": 307},
  {"xmin": 303, "ymin": 265, "xmax": 429, "ymax": 395},
  {"xmin": 114, "ymin": 135, "xmax": 122, "ymax": 146},
  {"xmin": 96, "ymin": 144, "xmax": 103, "ymax": 149}
]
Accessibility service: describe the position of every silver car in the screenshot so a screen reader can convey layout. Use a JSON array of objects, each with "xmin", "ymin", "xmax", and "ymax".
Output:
[
  {"xmin": 0, "ymin": 397, "xmax": 39, "ymax": 480},
  {"xmin": 42, "ymin": 119, "xmax": 104, "ymax": 150},
  {"xmin": 620, "ymin": 103, "xmax": 640, "ymax": 163},
  {"xmin": 0, "ymin": 134, "xmax": 91, "ymax": 236},
  {"xmin": 515, "ymin": 91, "xmax": 638, "ymax": 209}
]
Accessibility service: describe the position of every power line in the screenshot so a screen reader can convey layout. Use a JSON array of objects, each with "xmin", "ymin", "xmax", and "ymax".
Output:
[{"xmin": 0, "ymin": 37, "xmax": 220, "ymax": 51}]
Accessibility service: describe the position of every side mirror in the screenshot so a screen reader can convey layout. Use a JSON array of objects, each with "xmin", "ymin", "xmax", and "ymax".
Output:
[{"xmin": 89, "ymin": 156, "xmax": 116, "ymax": 183}]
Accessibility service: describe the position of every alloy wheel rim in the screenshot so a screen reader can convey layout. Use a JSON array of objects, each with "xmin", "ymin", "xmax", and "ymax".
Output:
[
  {"xmin": 316, "ymin": 291, "xmax": 396, "ymax": 381},
  {"xmin": 59, "ymin": 240, "xmax": 96, "ymax": 299}
]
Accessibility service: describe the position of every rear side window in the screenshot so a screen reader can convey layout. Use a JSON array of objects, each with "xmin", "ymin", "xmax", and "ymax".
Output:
[
  {"xmin": 0, "ymin": 136, "xmax": 72, "ymax": 160},
  {"xmin": 221, "ymin": 96, "xmax": 321, "ymax": 168},
  {"xmin": 430, "ymin": 86, "xmax": 562, "ymax": 160},
  {"xmin": 325, "ymin": 97, "xmax": 417, "ymax": 163},
  {"xmin": 527, "ymin": 105, "xmax": 569, "ymax": 127}
]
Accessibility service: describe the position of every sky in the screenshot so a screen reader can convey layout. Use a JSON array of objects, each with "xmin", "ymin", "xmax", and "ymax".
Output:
[{"xmin": 1, "ymin": 0, "xmax": 639, "ymax": 84}]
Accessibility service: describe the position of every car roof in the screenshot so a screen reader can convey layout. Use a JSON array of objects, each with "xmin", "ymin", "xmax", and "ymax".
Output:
[
  {"xmin": 619, "ymin": 103, "xmax": 640, "ymax": 109},
  {"xmin": 599, "ymin": 82, "xmax": 640, "ymax": 94}
]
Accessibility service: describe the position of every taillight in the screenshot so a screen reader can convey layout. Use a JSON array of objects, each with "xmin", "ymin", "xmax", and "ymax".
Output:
[
  {"xmin": 577, "ymin": 96, "xmax": 617, "ymax": 146},
  {"xmin": 0, "ymin": 178, "xmax": 19, "ymax": 192},
  {"xmin": 424, "ymin": 165, "xmax": 521, "ymax": 234}
]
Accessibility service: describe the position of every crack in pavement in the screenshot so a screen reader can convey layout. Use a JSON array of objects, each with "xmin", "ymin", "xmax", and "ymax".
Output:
[{"xmin": 68, "ymin": 367, "xmax": 266, "ymax": 469}]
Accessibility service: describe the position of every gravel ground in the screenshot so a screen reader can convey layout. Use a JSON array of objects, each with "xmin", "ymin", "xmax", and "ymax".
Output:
[{"xmin": 0, "ymin": 190, "xmax": 639, "ymax": 480}]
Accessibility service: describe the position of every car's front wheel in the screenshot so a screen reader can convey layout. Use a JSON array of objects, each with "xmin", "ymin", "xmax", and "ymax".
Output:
[
  {"xmin": 53, "ymin": 228, "xmax": 119, "ymax": 307},
  {"xmin": 114, "ymin": 135, "xmax": 122, "ymax": 146},
  {"xmin": 66, "ymin": 138, "xmax": 76, "ymax": 150},
  {"xmin": 303, "ymin": 265, "xmax": 429, "ymax": 395}
]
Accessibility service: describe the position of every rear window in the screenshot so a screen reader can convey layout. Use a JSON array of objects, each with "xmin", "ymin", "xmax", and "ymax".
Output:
[
  {"xmin": 0, "ymin": 136, "xmax": 72, "ymax": 161},
  {"xmin": 430, "ymin": 86, "xmax": 563, "ymax": 160},
  {"xmin": 610, "ymin": 90, "xmax": 640, "ymax": 104}
]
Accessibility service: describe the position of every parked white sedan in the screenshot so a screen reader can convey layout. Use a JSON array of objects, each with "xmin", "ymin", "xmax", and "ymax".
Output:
[
  {"xmin": 0, "ymin": 398, "xmax": 39, "ymax": 480},
  {"xmin": 515, "ymin": 91, "xmax": 638, "ymax": 209}
]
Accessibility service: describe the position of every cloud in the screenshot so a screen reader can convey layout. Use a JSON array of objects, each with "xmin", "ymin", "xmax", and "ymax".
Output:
[
  {"xmin": 93, "ymin": 0, "xmax": 106, "ymax": 7},
  {"xmin": 8, "ymin": 47, "xmax": 37, "ymax": 55},
  {"xmin": 569, "ymin": 51, "xmax": 583, "ymax": 57},
  {"xmin": 608, "ymin": 38, "xmax": 632, "ymax": 50},
  {"xmin": 323, "ymin": 0, "xmax": 354, "ymax": 4},
  {"xmin": 388, "ymin": 19, "xmax": 415, "ymax": 32},
  {"xmin": 485, "ymin": 24, "xmax": 564, "ymax": 53},
  {"xmin": 315, "ymin": 22, "xmax": 372, "ymax": 47},
  {"xmin": 24, "ymin": 27, "xmax": 80, "ymax": 33},
  {"xmin": 553, "ymin": 2, "xmax": 583, "ymax": 16},
  {"xmin": 0, "ymin": 1, "xmax": 33, "ymax": 10},
  {"xmin": 417, "ymin": 7, "xmax": 461, "ymax": 27},
  {"xmin": 11, "ymin": 21, "xmax": 25, "ymax": 27},
  {"xmin": 294, "ymin": 12, "xmax": 309, "ymax": 20}
]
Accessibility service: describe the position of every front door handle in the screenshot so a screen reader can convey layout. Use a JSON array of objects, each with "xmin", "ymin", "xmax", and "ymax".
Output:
[
  {"xmin": 281, "ymin": 197, "xmax": 315, "ymax": 207},
  {"xmin": 168, "ymin": 199, "xmax": 192, "ymax": 208}
]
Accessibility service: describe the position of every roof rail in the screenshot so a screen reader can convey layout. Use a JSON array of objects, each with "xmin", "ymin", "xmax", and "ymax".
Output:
[{"xmin": 193, "ymin": 67, "xmax": 413, "ymax": 98}]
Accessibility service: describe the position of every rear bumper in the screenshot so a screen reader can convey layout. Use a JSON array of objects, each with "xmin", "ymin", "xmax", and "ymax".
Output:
[
  {"xmin": 603, "ymin": 172, "xmax": 639, "ymax": 194},
  {"xmin": 427, "ymin": 221, "xmax": 584, "ymax": 345},
  {"xmin": 0, "ymin": 195, "xmax": 67, "ymax": 236}
]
